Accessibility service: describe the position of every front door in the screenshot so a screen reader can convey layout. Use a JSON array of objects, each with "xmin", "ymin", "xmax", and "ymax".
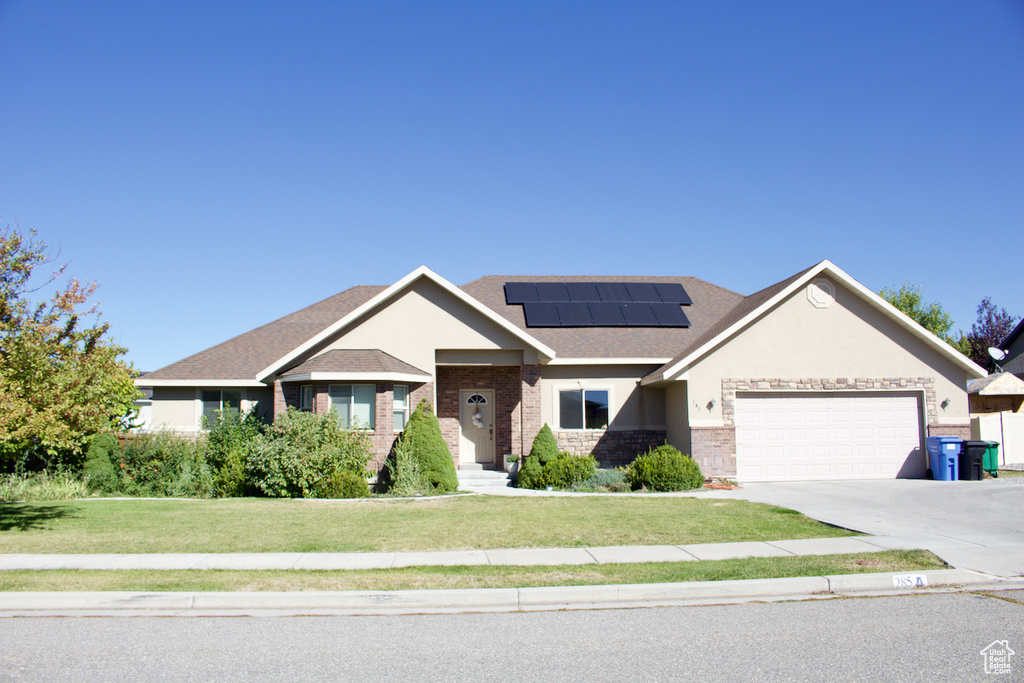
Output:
[{"xmin": 459, "ymin": 389, "xmax": 494, "ymax": 465}]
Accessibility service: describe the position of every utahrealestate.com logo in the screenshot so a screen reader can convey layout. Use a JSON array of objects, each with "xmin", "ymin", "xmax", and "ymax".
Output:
[{"xmin": 980, "ymin": 640, "xmax": 1015, "ymax": 675}]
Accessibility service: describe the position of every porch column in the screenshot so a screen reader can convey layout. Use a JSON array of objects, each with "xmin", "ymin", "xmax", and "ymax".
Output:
[
  {"xmin": 273, "ymin": 379, "xmax": 286, "ymax": 419},
  {"xmin": 520, "ymin": 365, "xmax": 542, "ymax": 455}
]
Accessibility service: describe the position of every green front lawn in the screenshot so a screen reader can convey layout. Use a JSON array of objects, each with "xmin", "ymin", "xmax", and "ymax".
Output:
[
  {"xmin": 0, "ymin": 551, "xmax": 943, "ymax": 592},
  {"xmin": 0, "ymin": 496, "xmax": 856, "ymax": 554}
]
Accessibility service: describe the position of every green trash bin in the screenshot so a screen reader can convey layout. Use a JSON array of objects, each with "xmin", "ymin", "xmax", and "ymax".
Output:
[{"xmin": 983, "ymin": 441, "xmax": 1000, "ymax": 477}]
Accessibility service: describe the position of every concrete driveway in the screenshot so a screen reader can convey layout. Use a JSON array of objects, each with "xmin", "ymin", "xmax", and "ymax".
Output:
[{"xmin": 722, "ymin": 478, "xmax": 1024, "ymax": 578}]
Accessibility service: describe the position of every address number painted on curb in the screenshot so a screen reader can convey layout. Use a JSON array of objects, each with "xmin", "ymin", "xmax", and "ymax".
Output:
[{"xmin": 893, "ymin": 574, "xmax": 928, "ymax": 588}]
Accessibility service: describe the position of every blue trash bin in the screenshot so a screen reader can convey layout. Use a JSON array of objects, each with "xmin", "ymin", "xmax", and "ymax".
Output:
[{"xmin": 925, "ymin": 437, "xmax": 962, "ymax": 481}]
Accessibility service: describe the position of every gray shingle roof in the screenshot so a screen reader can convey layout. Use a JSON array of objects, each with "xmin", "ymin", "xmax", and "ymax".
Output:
[
  {"xmin": 143, "ymin": 285, "xmax": 386, "ymax": 381},
  {"xmin": 460, "ymin": 275, "xmax": 744, "ymax": 359}
]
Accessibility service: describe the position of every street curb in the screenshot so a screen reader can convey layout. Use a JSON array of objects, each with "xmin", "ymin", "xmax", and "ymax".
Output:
[{"xmin": 0, "ymin": 569, "xmax": 1015, "ymax": 617}]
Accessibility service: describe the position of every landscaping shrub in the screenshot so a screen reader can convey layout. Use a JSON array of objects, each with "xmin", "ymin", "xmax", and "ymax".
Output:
[
  {"xmin": 517, "ymin": 423, "xmax": 558, "ymax": 489},
  {"xmin": 113, "ymin": 431, "xmax": 213, "ymax": 497},
  {"xmin": 82, "ymin": 433, "xmax": 118, "ymax": 493},
  {"xmin": 541, "ymin": 451, "xmax": 597, "ymax": 489},
  {"xmin": 245, "ymin": 408, "xmax": 374, "ymax": 498},
  {"xmin": 383, "ymin": 436, "xmax": 431, "ymax": 496},
  {"xmin": 312, "ymin": 469, "xmax": 370, "ymax": 499},
  {"xmin": 392, "ymin": 400, "xmax": 457, "ymax": 493},
  {"xmin": 625, "ymin": 444, "xmax": 704, "ymax": 492},
  {"xmin": 203, "ymin": 407, "xmax": 264, "ymax": 497},
  {"xmin": 0, "ymin": 470, "xmax": 89, "ymax": 501},
  {"xmin": 568, "ymin": 468, "xmax": 629, "ymax": 492}
]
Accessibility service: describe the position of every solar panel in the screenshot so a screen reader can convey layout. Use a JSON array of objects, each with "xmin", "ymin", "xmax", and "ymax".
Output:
[
  {"xmin": 589, "ymin": 302, "xmax": 626, "ymax": 326},
  {"xmin": 621, "ymin": 303, "xmax": 659, "ymax": 326},
  {"xmin": 504, "ymin": 282, "xmax": 538, "ymax": 304},
  {"xmin": 566, "ymin": 282, "xmax": 600, "ymax": 302},
  {"xmin": 535, "ymin": 282, "xmax": 570, "ymax": 302},
  {"xmin": 505, "ymin": 280, "xmax": 691, "ymax": 327},
  {"xmin": 594, "ymin": 282, "xmax": 630, "ymax": 303},
  {"xmin": 624, "ymin": 283, "xmax": 660, "ymax": 303},
  {"xmin": 522, "ymin": 302, "xmax": 561, "ymax": 326},
  {"xmin": 654, "ymin": 283, "xmax": 692, "ymax": 305},
  {"xmin": 556, "ymin": 303, "xmax": 594, "ymax": 326},
  {"xmin": 651, "ymin": 303, "xmax": 690, "ymax": 326}
]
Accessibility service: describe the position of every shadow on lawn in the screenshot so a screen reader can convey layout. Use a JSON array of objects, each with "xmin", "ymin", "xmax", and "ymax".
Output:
[{"xmin": 0, "ymin": 503, "xmax": 74, "ymax": 532}]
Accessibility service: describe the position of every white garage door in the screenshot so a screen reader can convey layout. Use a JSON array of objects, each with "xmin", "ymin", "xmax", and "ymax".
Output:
[{"xmin": 735, "ymin": 393, "xmax": 925, "ymax": 482}]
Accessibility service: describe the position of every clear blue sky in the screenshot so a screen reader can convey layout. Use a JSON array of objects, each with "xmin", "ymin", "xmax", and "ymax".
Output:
[{"xmin": 1, "ymin": 1, "xmax": 1021, "ymax": 372}]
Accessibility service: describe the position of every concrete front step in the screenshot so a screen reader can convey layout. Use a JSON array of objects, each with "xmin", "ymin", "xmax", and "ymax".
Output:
[{"xmin": 458, "ymin": 468, "xmax": 514, "ymax": 489}]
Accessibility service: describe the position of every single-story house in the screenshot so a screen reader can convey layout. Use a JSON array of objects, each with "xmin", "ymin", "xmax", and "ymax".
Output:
[{"xmin": 138, "ymin": 260, "xmax": 985, "ymax": 482}]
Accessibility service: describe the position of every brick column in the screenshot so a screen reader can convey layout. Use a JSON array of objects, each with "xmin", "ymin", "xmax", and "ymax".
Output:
[
  {"xmin": 520, "ymin": 365, "xmax": 542, "ymax": 455},
  {"xmin": 273, "ymin": 380, "xmax": 286, "ymax": 419}
]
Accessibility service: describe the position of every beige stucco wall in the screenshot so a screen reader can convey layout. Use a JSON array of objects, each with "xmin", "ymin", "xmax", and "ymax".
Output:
[
  {"xmin": 664, "ymin": 382, "xmax": 691, "ymax": 453},
  {"xmin": 540, "ymin": 365, "xmax": 665, "ymax": 431},
  {"xmin": 322, "ymin": 278, "xmax": 541, "ymax": 374},
  {"xmin": 148, "ymin": 386, "xmax": 273, "ymax": 431},
  {"xmin": 680, "ymin": 278, "xmax": 974, "ymax": 426}
]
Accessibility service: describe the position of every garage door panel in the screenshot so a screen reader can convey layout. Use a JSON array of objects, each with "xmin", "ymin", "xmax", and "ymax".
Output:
[{"xmin": 735, "ymin": 392, "xmax": 925, "ymax": 482}]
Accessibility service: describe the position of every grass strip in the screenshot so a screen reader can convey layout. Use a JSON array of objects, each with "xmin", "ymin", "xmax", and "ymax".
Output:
[
  {"xmin": 0, "ymin": 497, "xmax": 855, "ymax": 554},
  {"xmin": 0, "ymin": 551, "xmax": 943, "ymax": 592}
]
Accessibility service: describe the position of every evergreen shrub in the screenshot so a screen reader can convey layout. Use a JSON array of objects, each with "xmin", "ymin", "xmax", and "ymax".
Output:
[
  {"xmin": 517, "ymin": 423, "xmax": 558, "ymax": 489},
  {"xmin": 625, "ymin": 444, "xmax": 704, "ymax": 492},
  {"xmin": 83, "ymin": 433, "xmax": 118, "ymax": 492},
  {"xmin": 392, "ymin": 400, "xmax": 457, "ymax": 493},
  {"xmin": 541, "ymin": 451, "xmax": 597, "ymax": 488}
]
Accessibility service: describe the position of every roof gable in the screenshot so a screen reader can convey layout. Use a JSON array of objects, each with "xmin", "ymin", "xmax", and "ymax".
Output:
[{"xmin": 644, "ymin": 260, "xmax": 988, "ymax": 384}]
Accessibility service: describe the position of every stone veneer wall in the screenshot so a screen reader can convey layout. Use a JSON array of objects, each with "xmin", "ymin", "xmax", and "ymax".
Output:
[
  {"xmin": 555, "ymin": 429, "xmax": 666, "ymax": 467},
  {"xmin": 926, "ymin": 424, "xmax": 971, "ymax": 440}
]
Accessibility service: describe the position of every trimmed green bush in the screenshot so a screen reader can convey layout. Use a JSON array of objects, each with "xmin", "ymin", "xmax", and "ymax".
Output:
[
  {"xmin": 541, "ymin": 451, "xmax": 597, "ymax": 489},
  {"xmin": 393, "ymin": 400, "xmax": 457, "ymax": 493},
  {"xmin": 625, "ymin": 444, "xmax": 704, "ymax": 492},
  {"xmin": 518, "ymin": 423, "xmax": 558, "ymax": 489},
  {"xmin": 83, "ymin": 433, "xmax": 118, "ymax": 492},
  {"xmin": 313, "ymin": 469, "xmax": 370, "ymax": 499}
]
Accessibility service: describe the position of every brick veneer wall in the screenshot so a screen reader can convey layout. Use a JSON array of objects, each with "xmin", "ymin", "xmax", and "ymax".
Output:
[
  {"xmin": 520, "ymin": 365, "xmax": 542, "ymax": 458},
  {"xmin": 692, "ymin": 376, "xmax": 949, "ymax": 478},
  {"xmin": 555, "ymin": 429, "xmax": 666, "ymax": 467},
  {"xmin": 437, "ymin": 366, "xmax": 522, "ymax": 469}
]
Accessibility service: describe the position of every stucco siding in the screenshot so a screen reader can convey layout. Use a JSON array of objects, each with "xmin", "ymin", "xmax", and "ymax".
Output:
[
  {"xmin": 684, "ymin": 279, "xmax": 972, "ymax": 426},
  {"xmin": 540, "ymin": 365, "xmax": 665, "ymax": 431},
  {"xmin": 150, "ymin": 387, "xmax": 200, "ymax": 431},
  {"xmin": 323, "ymin": 278, "xmax": 538, "ymax": 374},
  {"xmin": 664, "ymin": 382, "xmax": 691, "ymax": 454}
]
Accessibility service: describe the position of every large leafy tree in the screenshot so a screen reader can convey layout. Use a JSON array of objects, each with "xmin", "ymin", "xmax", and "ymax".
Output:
[
  {"xmin": 962, "ymin": 298, "xmax": 1019, "ymax": 371},
  {"xmin": 879, "ymin": 283, "xmax": 968, "ymax": 354},
  {"xmin": 0, "ymin": 226, "xmax": 139, "ymax": 466}
]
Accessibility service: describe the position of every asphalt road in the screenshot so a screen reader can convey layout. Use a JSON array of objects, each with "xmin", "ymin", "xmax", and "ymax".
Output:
[{"xmin": 2, "ymin": 591, "xmax": 1021, "ymax": 682}]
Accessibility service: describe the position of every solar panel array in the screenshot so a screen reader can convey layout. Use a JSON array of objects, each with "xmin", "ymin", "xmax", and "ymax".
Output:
[{"xmin": 504, "ymin": 282, "xmax": 692, "ymax": 328}]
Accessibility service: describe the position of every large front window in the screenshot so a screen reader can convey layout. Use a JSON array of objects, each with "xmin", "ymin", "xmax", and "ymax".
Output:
[
  {"xmin": 202, "ymin": 389, "xmax": 241, "ymax": 425},
  {"xmin": 559, "ymin": 389, "xmax": 609, "ymax": 430},
  {"xmin": 329, "ymin": 384, "xmax": 376, "ymax": 429}
]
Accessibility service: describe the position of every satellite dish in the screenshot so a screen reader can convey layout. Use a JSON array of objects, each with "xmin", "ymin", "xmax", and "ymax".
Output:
[{"xmin": 988, "ymin": 347, "xmax": 1007, "ymax": 362}]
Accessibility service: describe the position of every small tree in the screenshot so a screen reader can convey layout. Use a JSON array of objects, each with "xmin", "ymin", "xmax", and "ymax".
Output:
[
  {"xmin": 518, "ymin": 423, "xmax": 558, "ymax": 489},
  {"xmin": 879, "ymin": 283, "xmax": 966, "ymax": 352},
  {"xmin": 392, "ymin": 399, "xmax": 457, "ymax": 493},
  {"xmin": 0, "ymin": 226, "xmax": 139, "ymax": 467},
  {"xmin": 962, "ymin": 298, "xmax": 1019, "ymax": 371}
]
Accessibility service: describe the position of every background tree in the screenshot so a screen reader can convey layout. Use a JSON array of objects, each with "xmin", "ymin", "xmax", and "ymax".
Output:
[
  {"xmin": 0, "ymin": 225, "xmax": 139, "ymax": 467},
  {"xmin": 961, "ymin": 298, "xmax": 1019, "ymax": 371},
  {"xmin": 879, "ymin": 283, "xmax": 968, "ymax": 354}
]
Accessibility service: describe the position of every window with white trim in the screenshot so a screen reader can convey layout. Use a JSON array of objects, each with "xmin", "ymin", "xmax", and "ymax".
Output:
[
  {"xmin": 201, "ymin": 390, "xmax": 241, "ymax": 426},
  {"xmin": 559, "ymin": 389, "xmax": 609, "ymax": 430},
  {"xmin": 329, "ymin": 384, "xmax": 375, "ymax": 429},
  {"xmin": 393, "ymin": 385, "xmax": 410, "ymax": 431},
  {"xmin": 299, "ymin": 385, "xmax": 313, "ymax": 412}
]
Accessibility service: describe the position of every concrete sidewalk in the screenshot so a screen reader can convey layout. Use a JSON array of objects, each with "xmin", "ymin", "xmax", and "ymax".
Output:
[
  {"xmin": 0, "ymin": 535, "xmax": 904, "ymax": 571},
  {"xmin": 0, "ymin": 569, "xmax": 1013, "ymax": 616}
]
